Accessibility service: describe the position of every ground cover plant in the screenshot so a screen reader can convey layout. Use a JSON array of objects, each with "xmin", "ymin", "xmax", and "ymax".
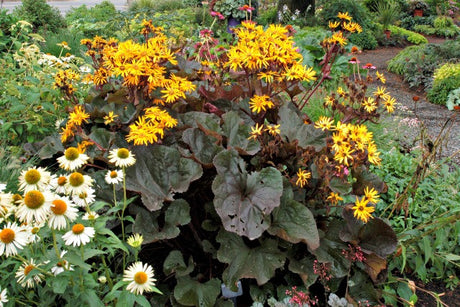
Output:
[{"xmin": 0, "ymin": 8, "xmax": 405, "ymax": 305}]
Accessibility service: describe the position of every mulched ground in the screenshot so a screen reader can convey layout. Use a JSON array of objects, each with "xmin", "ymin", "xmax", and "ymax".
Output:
[{"xmin": 357, "ymin": 36, "xmax": 460, "ymax": 166}]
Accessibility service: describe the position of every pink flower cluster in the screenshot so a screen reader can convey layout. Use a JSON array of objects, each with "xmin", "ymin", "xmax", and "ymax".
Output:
[
  {"xmin": 210, "ymin": 11, "xmax": 225, "ymax": 20},
  {"xmin": 342, "ymin": 244, "xmax": 366, "ymax": 263},
  {"xmin": 285, "ymin": 286, "xmax": 318, "ymax": 306}
]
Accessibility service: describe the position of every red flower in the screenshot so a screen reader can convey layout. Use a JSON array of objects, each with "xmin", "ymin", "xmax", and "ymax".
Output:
[{"xmin": 238, "ymin": 5, "xmax": 255, "ymax": 12}]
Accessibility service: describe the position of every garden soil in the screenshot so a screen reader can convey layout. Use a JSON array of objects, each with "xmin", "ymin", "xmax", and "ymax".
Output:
[
  {"xmin": 357, "ymin": 37, "xmax": 460, "ymax": 167},
  {"xmin": 358, "ymin": 37, "xmax": 460, "ymax": 306}
]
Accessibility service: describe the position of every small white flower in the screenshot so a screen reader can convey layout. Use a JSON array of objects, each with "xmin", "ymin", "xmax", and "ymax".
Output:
[
  {"xmin": 123, "ymin": 262, "xmax": 157, "ymax": 295},
  {"xmin": 62, "ymin": 223, "xmax": 95, "ymax": 247},
  {"xmin": 15, "ymin": 258, "xmax": 44, "ymax": 288},
  {"xmin": 48, "ymin": 196, "xmax": 79, "ymax": 230},
  {"xmin": 18, "ymin": 167, "xmax": 53, "ymax": 192},
  {"xmin": 51, "ymin": 251, "xmax": 74, "ymax": 276},
  {"xmin": 0, "ymin": 286, "xmax": 7, "ymax": 307},
  {"xmin": 16, "ymin": 190, "xmax": 53, "ymax": 224},
  {"xmin": 50, "ymin": 174, "xmax": 69, "ymax": 195},
  {"xmin": 24, "ymin": 222, "xmax": 44, "ymax": 244},
  {"xmin": 72, "ymin": 187, "xmax": 96, "ymax": 207},
  {"xmin": 82, "ymin": 211, "xmax": 99, "ymax": 221},
  {"xmin": 57, "ymin": 147, "xmax": 89, "ymax": 171},
  {"xmin": 0, "ymin": 222, "xmax": 29, "ymax": 257},
  {"xmin": 108, "ymin": 148, "xmax": 136, "ymax": 168},
  {"xmin": 105, "ymin": 169, "xmax": 123, "ymax": 185}
]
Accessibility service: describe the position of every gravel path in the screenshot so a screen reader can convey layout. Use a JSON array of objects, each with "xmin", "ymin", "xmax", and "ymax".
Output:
[{"xmin": 357, "ymin": 39, "xmax": 460, "ymax": 166}]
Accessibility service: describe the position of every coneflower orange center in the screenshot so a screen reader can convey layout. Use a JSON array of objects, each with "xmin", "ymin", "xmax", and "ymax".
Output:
[
  {"xmin": 57, "ymin": 176, "xmax": 67, "ymax": 186},
  {"xmin": 134, "ymin": 271, "xmax": 148, "ymax": 284},
  {"xmin": 72, "ymin": 223, "xmax": 85, "ymax": 234},
  {"xmin": 64, "ymin": 147, "xmax": 80, "ymax": 161},
  {"xmin": 0, "ymin": 228, "xmax": 15, "ymax": 244},
  {"xmin": 12, "ymin": 194, "xmax": 22, "ymax": 203},
  {"xmin": 51, "ymin": 199, "xmax": 67, "ymax": 215},
  {"xmin": 24, "ymin": 264, "xmax": 35, "ymax": 276},
  {"xmin": 24, "ymin": 190, "xmax": 45, "ymax": 209},
  {"xmin": 117, "ymin": 148, "xmax": 130, "ymax": 159},
  {"xmin": 69, "ymin": 172, "xmax": 84, "ymax": 187},
  {"xmin": 110, "ymin": 171, "xmax": 118, "ymax": 178},
  {"xmin": 24, "ymin": 169, "xmax": 41, "ymax": 185}
]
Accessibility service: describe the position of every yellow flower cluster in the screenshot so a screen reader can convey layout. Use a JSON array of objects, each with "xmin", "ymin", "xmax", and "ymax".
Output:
[
  {"xmin": 315, "ymin": 120, "xmax": 381, "ymax": 166},
  {"xmin": 352, "ymin": 187, "xmax": 379, "ymax": 223},
  {"xmin": 323, "ymin": 12, "xmax": 362, "ymax": 48},
  {"xmin": 126, "ymin": 107, "xmax": 178, "ymax": 146},
  {"xmin": 249, "ymin": 95, "xmax": 274, "ymax": 114},
  {"xmin": 54, "ymin": 69, "xmax": 80, "ymax": 96},
  {"xmin": 226, "ymin": 22, "xmax": 316, "ymax": 83},
  {"xmin": 60, "ymin": 105, "xmax": 90, "ymax": 143}
]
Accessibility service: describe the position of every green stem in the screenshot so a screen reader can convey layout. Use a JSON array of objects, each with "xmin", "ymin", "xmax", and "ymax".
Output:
[
  {"xmin": 121, "ymin": 167, "xmax": 128, "ymax": 268},
  {"xmin": 52, "ymin": 230, "xmax": 61, "ymax": 258},
  {"xmin": 101, "ymin": 255, "xmax": 114, "ymax": 289}
]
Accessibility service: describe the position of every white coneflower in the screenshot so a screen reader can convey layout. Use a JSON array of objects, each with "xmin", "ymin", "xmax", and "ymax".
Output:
[
  {"xmin": 66, "ymin": 172, "xmax": 93, "ymax": 196},
  {"xmin": 108, "ymin": 148, "xmax": 136, "ymax": 168},
  {"xmin": 0, "ymin": 222, "xmax": 28, "ymax": 257},
  {"xmin": 0, "ymin": 192, "xmax": 13, "ymax": 222},
  {"xmin": 50, "ymin": 174, "xmax": 69, "ymax": 195},
  {"xmin": 71, "ymin": 187, "xmax": 95, "ymax": 208},
  {"xmin": 24, "ymin": 222, "xmax": 44, "ymax": 244},
  {"xmin": 0, "ymin": 286, "xmax": 7, "ymax": 307},
  {"xmin": 57, "ymin": 147, "xmax": 89, "ymax": 171},
  {"xmin": 51, "ymin": 251, "xmax": 74, "ymax": 276},
  {"xmin": 123, "ymin": 262, "xmax": 156, "ymax": 295},
  {"xmin": 82, "ymin": 211, "xmax": 99, "ymax": 221},
  {"xmin": 105, "ymin": 169, "xmax": 123, "ymax": 185},
  {"xmin": 48, "ymin": 196, "xmax": 78, "ymax": 230},
  {"xmin": 62, "ymin": 223, "xmax": 95, "ymax": 247},
  {"xmin": 18, "ymin": 167, "xmax": 53, "ymax": 192},
  {"xmin": 16, "ymin": 190, "xmax": 53, "ymax": 224},
  {"xmin": 127, "ymin": 233, "xmax": 143, "ymax": 248},
  {"xmin": 15, "ymin": 258, "xmax": 44, "ymax": 288}
]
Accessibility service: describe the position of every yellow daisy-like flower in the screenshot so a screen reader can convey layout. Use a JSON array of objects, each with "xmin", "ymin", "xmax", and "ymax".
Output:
[
  {"xmin": 103, "ymin": 111, "xmax": 118, "ymax": 125},
  {"xmin": 363, "ymin": 186, "xmax": 380, "ymax": 204},
  {"xmin": 337, "ymin": 86, "xmax": 347, "ymax": 97},
  {"xmin": 362, "ymin": 97, "xmax": 377, "ymax": 113},
  {"xmin": 127, "ymin": 233, "xmax": 144, "ymax": 248},
  {"xmin": 352, "ymin": 197, "xmax": 375, "ymax": 223},
  {"xmin": 329, "ymin": 21, "xmax": 341, "ymax": 29},
  {"xmin": 376, "ymin": 71, "xmax": 386, "ymax": 84},
  {"xmin": 68, "ymin": 105, "xmax": 90, "ymax": 126},
  {"xmin": 384, "ymin": 96, "xmax": 396, "ymax": 113},
  {"xmin": 373, "ymin": 86, "xmax": 388, "ymax": 99},
  {"xmin": 248, "ymin": 123, "xmax": 264, "ymax": 140},
  {"xmin": 249, "ymin": 95, "xmax": 275, "ymax": 114},
  {"xmin": 265, "ymin": 124, "xmax": 281, "ymax": 136},
  {"xmin": 324, "ymin": 95, "xmax": 335, "ymax": 107},
  {"xmin": 295, "ymin": 169, "xmax": 311, "ymax": 188},
  {"xmin": 327, "ymin": 192, "xmax": 343, "ymax": 205},
  {"xmin": 337, "ymin": 12, "xmax": 352, "ymax": 21},
  {"xmin": 367, "ymin": 141, "xmax": 381, "ymax": 165},
  {"xmin": 314, "ymin": 116, "xmax": 334, "ymax": 131}
]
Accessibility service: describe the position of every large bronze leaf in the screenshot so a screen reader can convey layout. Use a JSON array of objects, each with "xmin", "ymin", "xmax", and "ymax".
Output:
[{"xmin": 212, "ymin": 149, "xmax": 283, "ymax": 240}]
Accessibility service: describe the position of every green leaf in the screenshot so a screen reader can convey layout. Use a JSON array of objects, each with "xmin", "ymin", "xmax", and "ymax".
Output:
[
  {"xmin": 80, "ymin": 289, "xmax": 105, "ymax": 307},
  {"xmin": 125, "ymin": 146, "xmax": 202, "ymax": 211},
  {"xmin": 222, "ymin": 111, "xmax": 260, "ymax": 155},
  {"xmin": 212, "ymin": 149, "xmax": 283, "ymax": 240},
  {"xmin": 287, "ymin": 253, "xmax": 318, "ymax": 287},
  {"xmin": 216, "ymin": 230, "xmax": 285, "ymax": 287},
  {"xmin": 278, "ymin": 103, "xmax": 326, "ymax": 150},
  {"xmin": 163, "ymin": 250, "xmax": 194, "ymax": 277},
  {"xmin": 88, "ymin": 127, "xmax": 115, "ymax": 149},
  {"xmin": 51, "ymin": 275, "xmax": 68, "ymax": 294},
  {"xmin": 133, "ymin": 199, "xmax": 191, "ymax": 244},
  {"xmin": 182, "ymin": 128, "xmax": 223, "ymax": 165},
  {"xmin": 23, "ymin": 134, "xmax": 64, "ymax": 159},
  {"xmin": 180, "ymin": 111, "xmax": 222, "ymax": 133},
  {"xmin": 329, "ymin": 177, "xmax": 352, "ymax": 195},
  {"xmin": 116, "ymin": 291, "xmax": 136, "ymax": 307},
  {"xmin": 268, "ymin": 198, "xmax": 319, "ymax": 250},
  {"xmin": 173, "ymin": 276, "xmax": 221, "ymax": 307},
  {"xmin": 352, "ymin": 166, "xmax": 387, "ymax": 195}
]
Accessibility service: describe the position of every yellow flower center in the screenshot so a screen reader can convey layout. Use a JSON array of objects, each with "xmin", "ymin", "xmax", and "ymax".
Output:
[
  {"xmin": 69, "ymin": 172, "xmax": 84, "ymax": 187},
  {"xmin": 24, "ymin": 169, "xmax": 41, "ymax": 185},
  {"xmin": 64, "ymin": 147, "xmax": 80, "ymax": 161},
  {"xmin": 134, "ymin": 271, "xmax": 148, "ymax": 284},
  {"xmin": 57, "ymin": 260, "xmax": 65, "ymax": 267},
  {"xmin": 57, "ymin": 176, "xmax": 67, "ymax": 186},
  {"xmin": 51, "ymin": 199, "xmax": 67, "ymax": 215},
  {"xmin": 31, "ymin": 227, "xmax": 40, "ymax": 235},
  {"xmin": 78, "ymin": 192, "xmax": 87, "ymax": 199},
  {"xmin": 0, "ymin": 228, "xmax": 15, "ymax": 244},
  {"xmin": 24, "ymin": 190, "xmax": 45, "ymax": 209},
  {"xmin": 72, "ymin": 223, "xmax": 85, "ymax": 234},
  {"xmin": 12, "ymin": 194, "xmax": 22, "ymax": 203},
  {"xmin": 117, "ymin": 148, "xmax": 130, "ymax": 159},
  {"xmin": 110, "ymin": 171, "xmax": 118, "ymax": 178},
  {"xmin": 24, "ymin": 264, "xmax": 35, "ymax": 276}
]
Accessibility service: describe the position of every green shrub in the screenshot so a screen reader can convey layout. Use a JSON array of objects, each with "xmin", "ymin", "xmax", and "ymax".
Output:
[
  {"xmin": 413, "ymin": 23, "xmax": 437, "ymax": 34},
  {"xmin": 12, "ymin": 0, "xmax": 65, "ymax": 33},
  {"xmin": 434, "ymin": 15, "xmax": 455, "ymax": 28},
  {"xmin": 427, "ymin": 63, "xmax": 460, "ymax": 105},
  {"xmin": 39, "ymin": 28, "xmax": 86, "ymax": 57},
  {"xmin": 388, "ymin": 24, "xmax": 428, "ymax": 44},
  {"xmin": 256, "ymin": 7, "xmax": 278, "ymax": 26},
  {"xmin": 349, "ymin": 29, "xmax": 378, "ymax": 50},
  {"xmin": 128, "ymin": 0, "xmax": 157, "ymax": 11}
]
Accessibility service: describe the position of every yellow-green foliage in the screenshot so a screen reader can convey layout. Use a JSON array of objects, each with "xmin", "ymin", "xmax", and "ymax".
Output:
[
  {"xmin": 428, "ymin": 63, "xmax": 460, "ymax": 105},
  {"xmin": 388, "ymin": 25, "xmax": 428, "ymax": 44}
]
